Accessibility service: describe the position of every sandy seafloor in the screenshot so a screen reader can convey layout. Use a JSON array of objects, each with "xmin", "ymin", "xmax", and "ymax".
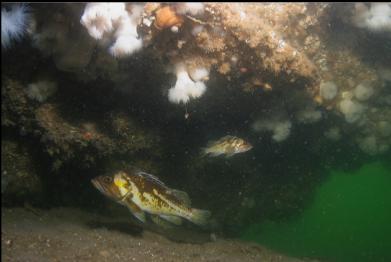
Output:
[{"xmin": 1, "ymin": 207, "xmax": 318, "ymax": 262}]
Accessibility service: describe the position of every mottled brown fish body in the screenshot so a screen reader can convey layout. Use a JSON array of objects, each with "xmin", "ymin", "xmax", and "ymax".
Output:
[
  {"xmin": 91, "ymin": 169, "xmax": 211, "ymax": 226},
  {"xmin": 125, "ymin": 173, "xmax": 192, "ymax": 218},
  {"xmin": 203, "ymin": 135, "xmax": 253, "ymax": 157}
]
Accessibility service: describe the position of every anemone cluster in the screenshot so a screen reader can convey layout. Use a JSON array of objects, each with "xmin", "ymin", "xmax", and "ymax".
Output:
[
  {"xmin": 1, "ymin": 3, "xmax": 31, "ymax": 49},
  {"xmin": 3, "ymin": 2, "xmax": 390, "ymax": 158}
]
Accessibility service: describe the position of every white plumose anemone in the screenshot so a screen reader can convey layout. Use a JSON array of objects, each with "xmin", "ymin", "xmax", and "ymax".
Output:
[
  {"xmin": 296, "ymin": 108, "xmax": 322, "ymax": 124},
  {"xmin": 189, "ymin": 67, "xmax": 209, "ymax": 82},
  {"xmin": 354, "ymin": 83, "xmax": 374, "ymax": 101},
  {"xmin": 1, "ymin": 4, "xmax": 31, "ymax": 49},
  {"xmin": 339, "ymin": 98, "xmax": 366, "ymax": 123},
  {"xmin": 352, "ymin": 3, "xmax": 391, "ymax": 32},
  {"xmin": 109, "ymin": 35, "xmax": 142, "ymax": 57},
  {"xmin": 272, "ymin": 121, "xmax": 292, "ymax": 142},
  {"xmin": 80, "ymin": 3, "xmax": 126, "ymax": 40},
  {"xmin": 80, "ymin": 3, "xmax": 143, "ymax": 58},
  {"xmin": 26, "ymin": 80, "xmax": 57, "ymax": 103},
  {"xmin": 252, "ymin": 117, "xmax": 292, "ymax": 143},
  {"xmin": 319, "ymin": 81, "xmax": 338, "ymax": 100},
  {"xmin": 176, "ymin": 3, "xmax": 205, "ymax": 16},
  {"xmin": 168, "ymin": 63, "xmax": 208, "ymax": 104},
  {"xmin": 358, "ymin": 135, "xmax": 389, "ymax": 155}
]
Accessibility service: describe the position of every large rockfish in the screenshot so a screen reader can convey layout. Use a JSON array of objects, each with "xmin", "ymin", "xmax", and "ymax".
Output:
[{"xmin": 91, "ymin": 169, "xmax": 211, "ymax": 226}]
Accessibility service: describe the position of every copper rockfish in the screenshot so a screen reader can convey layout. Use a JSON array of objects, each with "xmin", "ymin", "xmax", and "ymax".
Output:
[
  {"xmin": 203, "ymin": 135, "xmax": 253, "ymax": 157},
  {"xmin": 91, "ymin": 169, "xmax": 211, "ymax": 226}
]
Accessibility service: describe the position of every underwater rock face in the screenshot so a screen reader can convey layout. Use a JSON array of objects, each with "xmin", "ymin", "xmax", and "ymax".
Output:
[
  {"xmin": 6, "ymin": 2, "xmax": 388, "ymax": 155},
  {"xmin": 1, "ymin": 140, "xmax": 42, "ymax": 203},
  {"xmin": 30, "ymin": 4, "xmax": 96, "ymax": 72},
  {"xmin": 1, "ymin": 79, "xmax": 37, "ymax": 131},
  {"xmin": 34, "ymin": 104, "xmax": 160, "ymax": 170},
  {"xmin": 2, "ymin": 76, "xmax": 161, "ymax": 170}
]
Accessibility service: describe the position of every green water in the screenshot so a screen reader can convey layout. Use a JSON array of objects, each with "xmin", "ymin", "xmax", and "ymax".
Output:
[{"xmin": 242, "ymin": 162, "xmax": 391, "ymax": 262}]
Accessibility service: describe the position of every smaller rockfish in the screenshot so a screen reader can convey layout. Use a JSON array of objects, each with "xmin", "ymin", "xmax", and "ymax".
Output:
[
  {"xmin": 91, "ymin": 168, "xmax": 211, "ymax": 227},
  {"xmin": 202, "ymin": 135, "xmax": 253, "ymax": 157}
]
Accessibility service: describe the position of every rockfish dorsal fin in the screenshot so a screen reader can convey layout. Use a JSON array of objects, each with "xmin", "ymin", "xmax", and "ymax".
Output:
[
  {"xmin": 135, "ymin": 170, "xmax": 166, "ymax": 187},
  {"xmin": 169, "ymin": 189, "xmax": 192, "ymax": 207},
  {"xmin": 221, "ymin": 135, "xmax": 235, "ymax": 141},
  {"xmin": 208, "ymin": 135, "xmax": 234, "ymax": 145}
]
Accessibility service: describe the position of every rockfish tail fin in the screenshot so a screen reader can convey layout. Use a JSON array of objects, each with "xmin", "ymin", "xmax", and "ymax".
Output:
[{"xmin": 190, "ymin": 208, "xmax": 211, "ymax": 226}]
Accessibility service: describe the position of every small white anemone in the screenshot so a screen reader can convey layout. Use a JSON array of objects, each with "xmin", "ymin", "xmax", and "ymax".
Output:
[
  {"xmin": 168, "ymin": 63, "xmax": 208, "ymax": 104},
  {"xmin": 296, "ymin": 108, "xmax": 322, "ymax": 124},
  {"xmin": 109, "ymin": 14, "xmax": 142, "ymax": 57},
  {"xmin": 191, "ymin": 25, "xmax": 204, "ymax": 36},
  {"xmin": 81, "ymin": 3, "xmax": 143, "ymax": 58},
  {"xmin": 176, "ymin": 3, "xmax": 205, "ymax": 16},
  {"xmin": 272, "ymin": 121, "xmax": 292, "ymax": 142},
  {"xmin": 358, "ymin": 135, "xmax": 389, "ymax": 155},
  {"xmin": 319, "ymin": 81, "xmax": 338, "ymax": 100},
  {"xmin": 80, "ymin": 3, "xmax": 127, "ymax": 40},
  {"xmin": 354, "ymin": 83, "xmax": 374, "ymax": 101},
  {"xmin": 1, "ymin": 4, "xmax": 31, "ymax": 49},
  {"xmin": 352, "ymin": 3, "xmax": 391, "ymax": 32},
  {"xmin": 26, "ymin": 80, "xmax": 57, "ymax": 103},
  {"xmin": 188, "ymin": 67, "xmax": 209, "ymax": 82},
  {"xmin": 339, "ymin": 98, "xmax": 366, "ymax": 123},
  {"xmin": 109, "ymin": 35, "xmax": 142, "ymax": 57},
  {"xmin": 168, "ymin": 85, "xmax": 191, "ymax": 104},
  {"xmin": 252, "ymin": 118, "xmax": 292, "ymax": 143}
]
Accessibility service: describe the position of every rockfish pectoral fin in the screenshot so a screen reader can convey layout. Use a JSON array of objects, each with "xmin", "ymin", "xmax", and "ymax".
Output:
[
  {"xmin": 209, "ymin": 151, "xmax": 224, "ymax": 157},
  {"xmin": 159, "ymin": 214, "xmax": 183, "ymax": 225},
  {"xmin": 202, "ymin": 147, "xmax": 223, "ymax": 157},
  {"xmin": 129, "ymin": 208, "xmax": 146, "ymax": 224},
  {"xmin": 150, "ymin": 215, "xmax": 175, "ymax": 229},
  {"xmin": 190, "ymin": 208, "xmax": 211, "ymax": 226},
  {"xmin": 125, "ymin": 198, "xmax": 146, "ymax": 223}
]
